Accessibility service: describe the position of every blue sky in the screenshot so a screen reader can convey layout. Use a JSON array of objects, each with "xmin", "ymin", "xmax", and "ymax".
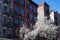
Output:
[{"xmin": 32, "ymin": 0, "xmax": 60, "ymax": 13}]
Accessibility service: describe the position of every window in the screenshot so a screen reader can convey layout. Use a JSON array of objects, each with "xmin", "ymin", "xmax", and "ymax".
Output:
[
  {"xmin": 4, "ymin": 0, "xmax": 11, "ymax": 3},
  {"xmin": 4, "ymin": 6, "xmax": 6, "ymax": 10},
  {"xmin": 34, "ymin": 7, "xmax": 37, "ymax": 13},
  {"xmin": 30, "ymin": 4, "xmax": 32, "ymax": 11},
  {"xmin": 20, "ymin": 19, "xmax": 25, "ymax": 27},
  {"xmin": 34, "ymin": 16, "xmax": 37, "ymax": 22},
  {"xmin": 29, "ymin": 14, "xmax": 33, "ymax": 20},
  {"xmin": 15, "ymin": 0, "xmax": 19, "ymax": 3},
  {"xmin": 25, "ymin": 12, "xmax": 29, "ymax": 19},
  {"xmin": 25, "ymin": 22, "xmax": 28, "ymax": 27},
  {"xmin": 20, "ymin": 8, "xmax": 24, "ymax": 16},
  {"xmin": 9, "ymin": 8, "xmax": 12, "ymax": 13},
  {"xmin": 3, "ymin": 29, "xmax": 6, "ymax": 37},
  {"xmin": 30, "ymin": 23, "xmax": 33, "ymax": 29},
  {"xmin": 14, "ymin": 6, "xmax": 19, "ymax": 14},
  {"xmin": 3, "ymin": 29, "xmax": 5, "ymax": 33},
  {"xmin": 7, "ymin": 17, "xmax": 11, "ymax": 24},
  {"xmin": 14, "ymin": 16, "xmax": 18, "ymax": 24},
  {"xmin": 0, "ymin": 1, "xmax": 1, "ymax": 4},
  {"xmin": 3, "ymin": 5, "xmax": 6, "ymax": 14},
  {"xmin": 20, "ymin": 0, "xmax": 24, "ymax": 7}
]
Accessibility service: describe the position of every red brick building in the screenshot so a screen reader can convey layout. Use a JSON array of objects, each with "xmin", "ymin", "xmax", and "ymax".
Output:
[
  {"xmin": 3, "ymin": 0, "xmax": 38, "ymax": 38},
  {"xmin": 13, "ymin": 0, "xmax": 38, "ymax": 29}
]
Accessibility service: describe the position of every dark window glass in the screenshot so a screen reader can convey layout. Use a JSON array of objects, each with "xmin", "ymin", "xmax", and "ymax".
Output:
[
  {"xmin": 3, "ymin": 29, "xmax": 5, "ymax": 33},
  {"xmin": 4, "ymin": 0, "xmax": 11, "ymax": 3},
  {"xmin": 25, "ymin": 12, "xmax": 29, "ymax": 19},
  {"xmin": 34, "ymin": 16, "xmax": 37, "ymax": 22},
  {"xmin": 3, "ymin": 6, "xmax": 6, "ymax": 13},
  {"xmin": 14, "ymin": 6, "xmax": 19, "ymax": 14},
  {"xmin": 9, "ymin": 8, "xmax": 12, "ymax": 13},
  {"xmin": 20, "ymin": 0, "xmax": 24, "ymax": 7},
  {"xmin": 20, "ymin": 9, "xmax": 24, "ymax": 16},
  {"xmin": 29, "ymin": 14, "xmax": 33, "ymax": 20},
  {"xmin": 20, "ymin": 19, "xmax": 25, "ymax": 27},
  {"xmin": 7, "ymin": 17, "xmax": 11, "ymax": 24},
  {"xmin": 30, "ymin": 23, "xmax": 33, "ymax": 29},
  {"xmin": 14, "ymin": 16, "xmax": 18, "ymax": 24},
  {"xmin": 15, "ymin": 0, "xmax": 19, "ymax": 3},
  {"xmin": 34, "ymin": 7, "xmax": 37, "ymax": 13},
  {"xmin": 30, "ymin": 4, "xmax": 32, "ymax": 11},
  {"xmin": 0, "ymin": 1, "xmax": 1, "ymax": 9},
  {"xmin": 25, "ymin": 22, "xmax": 28, "ymax": 27}
]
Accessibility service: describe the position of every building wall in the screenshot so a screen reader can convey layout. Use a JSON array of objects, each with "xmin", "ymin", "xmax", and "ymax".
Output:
[
  {"xmin": 0, "ymin": 0, "xmax": 4, "ymax": 37},
  {"xmin": 37, "ymin": 2, "xmax": 50, "ymax": 31},
  {"xmin": 38, "ymin": 2, "xmax": 50, "ymax": 22},
  {"xmin": 13, "ymin": 0, "xmax": 37, "ymax": 29},
  {"xmin": 44, "ymin": 2, "xmax": 49, "ymax": 17},
  {"xmin": 2, "ymin": 0, "xmax": 13, "ymax": 38},
  {"xmin": 54, "ymin": 12, "xmax": 58, "ymax": 26},
  {"xmin": 50, "ymin": 11, "xmax": 55, "ymax": 23},
  {"xmin": 2, "ymin": 0, "xmax": 38, "ymax": 38},
  {"xmin": 57, "ymin": 14, "xmax": 60, "ymax": 25},
  {"xmin": 38, "ymin": 3, "xmax": 57, "ymax": 40}
]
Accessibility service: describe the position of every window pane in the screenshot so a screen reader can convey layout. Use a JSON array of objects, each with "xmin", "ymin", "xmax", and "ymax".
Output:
[
  {"xmin": 14, "ymin": 6, "xmax": 19, "ymax": 14},
  {"xmin": 14, "ymin": 16, "xmax": 18, "ymax": 24},
  {"xmin": 29, "ymin": 14, "xmax": 33, "ymax": 20},
  {"xmin": 20, "ymin": 0, "xmax": 24, "ymax": 7},
  {"xmin": 20, "ymin": 19, "xmax": 25, "ymax": 27},
  {"xmin": 20, "ymin": 9, "xmax": 24, "ymax": 16},
  {"xmin": 34, "ymin": 16, "xmax": 37, "ymax": 22},
  {"xmin": 34, "ymin": 7, "xmax": 37, "ymax": 13},
  {"xmin": 30, "ymin": 4, "xmax": 32, "ymax": 11},
  {"xmin": 3, "ymin": 29, "xmax": 5, "ymax": 33},
  {"xmin": 0, "ymin": 1, "xmax": 1, "ymax": 10},
  {"xmin": 25, "ymin": 22, "xmax": 28, "ymax": 27},
  {"xmin": 7, "ymin": 17, "xmax": 11, "ymax": 24},
  {"xmin": 25, "ymin": 12, "xmax": 29, "ymax": 19},
  {"xmin": 15, "ymin": 0, "xmax": 18, "ymax": 3},
  {"xmin": 30, "ymin": 23, "xmax": 32, "ymax": 28},
  {"xmin": 4, "ymin": 0, "xmax": 11, "ymax": 3}
]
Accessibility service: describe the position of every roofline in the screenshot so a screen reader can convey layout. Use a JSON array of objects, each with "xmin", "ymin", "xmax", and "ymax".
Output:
[{"xmin": 29, "ymin": 0, "xmax": 38, "ymax": 7}]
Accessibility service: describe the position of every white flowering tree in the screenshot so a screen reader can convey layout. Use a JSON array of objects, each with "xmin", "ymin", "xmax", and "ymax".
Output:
[
  {"xmin": 19, "ymin": 7, "xmax": 58, "ymax": 40},
  {"xmin": 19, "ymin": 24, "xmax": 31, "ymax": 40},
  {"xmin": 19, "ymin": 15, "xmax": 58, "ymax": 40}
]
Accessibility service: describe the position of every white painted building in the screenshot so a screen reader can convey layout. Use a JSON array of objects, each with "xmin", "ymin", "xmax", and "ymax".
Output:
[{"xmin": 50, "ymin": 11, "xmax": 55, "ymax": 22}]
